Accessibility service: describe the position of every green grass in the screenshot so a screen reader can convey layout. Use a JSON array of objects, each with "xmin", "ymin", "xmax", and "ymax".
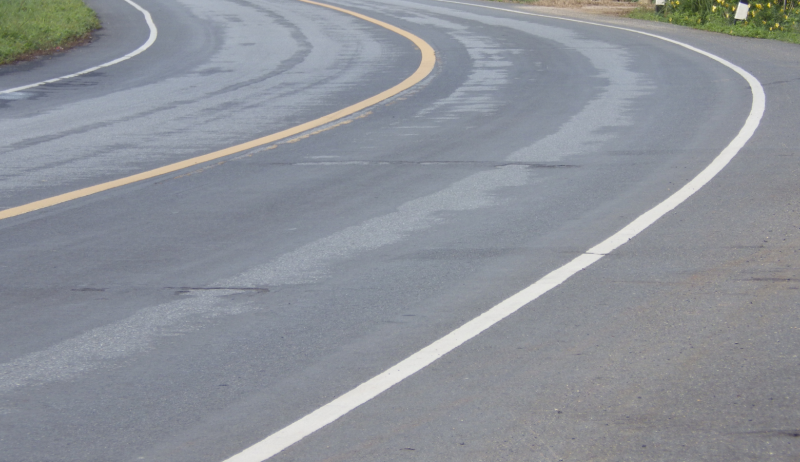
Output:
[
  {"xmin": 0, "ymin": 0, "xmax": 100, "ymax": 65},
  {"xmin": 629, "ymin": 2, "xmax": 800, "ymax": 44}
]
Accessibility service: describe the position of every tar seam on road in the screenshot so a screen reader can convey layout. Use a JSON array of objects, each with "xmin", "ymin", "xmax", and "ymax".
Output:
[
  {"xmin": 0, "ymin": 0, "xmax": 158, "ymax": 95},
  {"xmin": 0, "ymin": 0, "xmax": 436, "ymax": 222},
  {"xmin": 219, "ymin": 2, "xmax": 765, "ymax": 462}
]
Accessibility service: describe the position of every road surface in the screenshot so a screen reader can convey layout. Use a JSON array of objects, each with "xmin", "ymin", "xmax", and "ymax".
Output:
[{"xmin": 0, "ymin": 0, "xmax": 798, "ymax": 460}]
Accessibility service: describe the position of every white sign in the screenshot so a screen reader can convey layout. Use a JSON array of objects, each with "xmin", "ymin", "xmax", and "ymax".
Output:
[{"xmin": 735, "ymin": 1, "xmax": 750, "ymax": 20}]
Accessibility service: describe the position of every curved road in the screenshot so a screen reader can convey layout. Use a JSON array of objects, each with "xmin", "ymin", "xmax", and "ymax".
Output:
[{"xmin": 0, "ymin": 0, "xmax": 798, "ymax": 461}]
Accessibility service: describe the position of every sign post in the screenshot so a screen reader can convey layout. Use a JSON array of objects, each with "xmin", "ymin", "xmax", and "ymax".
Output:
[{"xmin": 734, "ymin": 0, "xmax": 750, "ymax": 23}]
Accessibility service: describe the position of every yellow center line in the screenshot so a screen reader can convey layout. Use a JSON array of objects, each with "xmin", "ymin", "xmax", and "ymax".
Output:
[{"xmin": 0, "ymin": 0, "xmax": 436, "ymax": 222}]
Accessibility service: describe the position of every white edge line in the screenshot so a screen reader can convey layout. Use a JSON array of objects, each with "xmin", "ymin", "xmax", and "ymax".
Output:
[
  {"xmin": 222, "ymin": 3, "xmax": 765, "ymax": 461},
  {"xmin": 0, "ymin": 0, "xmax": 158, "ymax": 95}
]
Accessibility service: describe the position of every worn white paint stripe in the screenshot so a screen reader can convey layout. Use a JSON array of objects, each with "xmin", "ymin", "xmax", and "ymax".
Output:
[
  {"xmin": 0, "ymin": 0, "xmax": 157, "ymax": 95},
  {"xmin": 222, "ymin": 4, "xmax": 765, "ymax": 462}
]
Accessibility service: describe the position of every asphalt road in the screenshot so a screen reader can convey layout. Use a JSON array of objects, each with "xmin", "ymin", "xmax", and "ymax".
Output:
[{"xmin": 0, "ymin": 0, "xmax": 798, "ymax": 461}]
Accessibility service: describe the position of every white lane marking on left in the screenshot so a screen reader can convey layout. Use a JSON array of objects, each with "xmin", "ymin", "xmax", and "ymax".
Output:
[{"xmin": 0, "ymin": 0, "xmax": 158, "ymax": 95}]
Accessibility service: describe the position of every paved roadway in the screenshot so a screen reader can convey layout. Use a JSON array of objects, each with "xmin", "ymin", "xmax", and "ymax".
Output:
[{"xmin": 0, "ymin": 0, "xmax": 798, "ymax": 460}]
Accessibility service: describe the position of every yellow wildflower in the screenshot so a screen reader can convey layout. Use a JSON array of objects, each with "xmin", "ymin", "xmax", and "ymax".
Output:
[{"xmin": 775, "ymin": 22, "xmax": 780, "ymax": 27}]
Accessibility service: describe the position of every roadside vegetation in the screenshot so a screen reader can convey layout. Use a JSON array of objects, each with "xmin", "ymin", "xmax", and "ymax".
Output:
[
  {"xmin": 0, "ymin": 0, "xmax": 100, "ymax": 66},
  {"xmin": 631, "ymin": 0, "xmax": 800, "ymax": 43},
  {"xmin": 498, "ymin": 0, "xmax": 800, "ymax": 42}
]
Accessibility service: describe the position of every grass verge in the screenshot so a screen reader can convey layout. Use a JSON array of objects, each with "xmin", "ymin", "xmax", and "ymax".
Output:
[
  {"xmin": 496, "ymin": 0, "xmax": 799, "ymax": 42},
  {"xmin": 629, "ymin": 2, "xmax": 800, "ymax": 44},
  {"xmin": 0, "ymin": 0, "xmax": 101, "ymax": 66}
]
